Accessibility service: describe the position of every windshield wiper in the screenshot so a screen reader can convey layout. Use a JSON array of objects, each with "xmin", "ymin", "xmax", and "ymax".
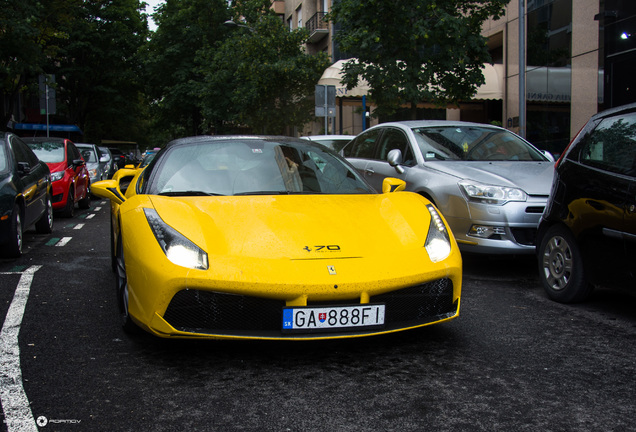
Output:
[{"xmin": 158, "ymin": 191, "xmax": 224, "ymax": 196}]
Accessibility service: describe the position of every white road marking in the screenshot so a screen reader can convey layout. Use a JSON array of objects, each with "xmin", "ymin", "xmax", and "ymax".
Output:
[
  {"xmin": 74, "ymin": 223, "xmax": 85, "ymax": 230},
  {"xmin": 94, "ymin": 207, "xmax": 102, "ymax": 211},
  {"xmin": 86, "ymin": 214, "xmax": 95, "ymax": 220},
  {"xmin": 55, "ymin": 237, "xmax": 72, "ymax": 247},
  {"xmin": 0, "ymin": 266, "xmax": 41, "ymax": 432}
]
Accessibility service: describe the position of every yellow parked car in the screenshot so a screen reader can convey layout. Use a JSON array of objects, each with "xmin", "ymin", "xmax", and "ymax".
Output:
[{"xmin": 91, "ymin": 136, "xmax": 462, "ymax": 340}]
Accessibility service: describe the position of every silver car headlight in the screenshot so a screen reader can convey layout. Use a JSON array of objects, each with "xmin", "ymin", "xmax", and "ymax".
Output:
[
  {"xmin": 425, "ymin": 204, "xmax": 451, "ymax": 263},
  {"xmin": 51, "ymin": 171, "xmax": 64, "ymax": 182},
  {"xmin": 458, "ymin": 180, "xmax": 527, "ymax": 205},
  {"xmin": 144, "ymin": 208, "xmax": 209, "ymax": 270}
]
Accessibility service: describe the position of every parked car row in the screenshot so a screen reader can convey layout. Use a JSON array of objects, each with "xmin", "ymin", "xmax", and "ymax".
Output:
[
  {"xmin": 0, "ymin": 133, "xmax": 53, "ymax": 258},
  {"xmin": 0, "ymin": 132, "xmax": 136, "ymax": 258}
]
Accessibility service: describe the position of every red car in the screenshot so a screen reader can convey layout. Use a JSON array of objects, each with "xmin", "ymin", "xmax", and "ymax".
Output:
[{"xmin": 24, "ymin": 137, "xmax": 91, "ymax": 217}]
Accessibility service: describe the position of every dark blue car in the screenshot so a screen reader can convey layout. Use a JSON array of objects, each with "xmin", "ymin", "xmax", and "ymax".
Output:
[{"xmin": 0, "ymin": 132, "xmax": 53, "ymax": 258}]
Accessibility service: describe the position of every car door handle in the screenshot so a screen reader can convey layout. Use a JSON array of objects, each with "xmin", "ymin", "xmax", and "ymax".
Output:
[{"xmin": 364, "ymin": 167, "xmax": 375, "ymax": 175}]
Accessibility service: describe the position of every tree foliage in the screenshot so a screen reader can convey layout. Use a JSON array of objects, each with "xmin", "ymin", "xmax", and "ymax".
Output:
[
  {"xmin": 53, "ymin": 0, "xmax": 149, "ymax": 144},
  {"xmin": 196, "ymin": 0, "xmax": 330, "ymax": 135},
  {"xmin": 142, "ymin": 0, "xmax": 229, "ymax": 139},
  {"xmin": 328, "ymin": 0, "xmax": 509, "ymax": 119},
  {"xmin": 0, "ymin": 0, "xmax": 77, "ymax": 125}
]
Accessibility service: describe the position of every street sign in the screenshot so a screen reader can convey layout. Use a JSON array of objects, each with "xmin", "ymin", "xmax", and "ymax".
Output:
[{"xmin": 315, "ymin": 85, "xmax": 336, "ymax": 118}]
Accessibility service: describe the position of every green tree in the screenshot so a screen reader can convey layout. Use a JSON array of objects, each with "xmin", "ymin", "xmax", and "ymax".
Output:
[
  {"xmin": 328, "ymin": 0, "xmax": 509, "ymax": 119},
  {"xmin": 0, "ymin": 0, "xmax": 76, "ymax": 125},
  {"xmin": 197, "ymin": 0, "xmax": 330, "ymax": 135},
  {"xmin": 52, "ymin": 0, "xmax": 149, "ymax": 144},
  {"xmin": 142, "ymin": 0, "xmax": 229, "ymax": 139}
]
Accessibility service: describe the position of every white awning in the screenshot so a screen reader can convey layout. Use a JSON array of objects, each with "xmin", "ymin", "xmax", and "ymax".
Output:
[{"xmin": 317, "ymin": 60, "xmax": 504, "ymax": 100}]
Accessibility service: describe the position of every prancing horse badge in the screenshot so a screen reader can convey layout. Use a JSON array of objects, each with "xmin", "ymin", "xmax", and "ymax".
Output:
[{"xmin": 327, "ymin": 265, "xmax": 337, "ymax": 275}]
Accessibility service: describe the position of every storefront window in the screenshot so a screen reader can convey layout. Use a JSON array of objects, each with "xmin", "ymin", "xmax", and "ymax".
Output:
[{"xmin": 526, "ymin": 0, "xmax": 572, "ymax": 154}]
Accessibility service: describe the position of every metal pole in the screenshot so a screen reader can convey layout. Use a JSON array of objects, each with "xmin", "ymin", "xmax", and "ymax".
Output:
[
  {"xmin": 362, "ymin": 95, "xmax": 367, "ymax": 131},
  {"xmin": 45, "ymin": 84, "xmax": 50, "ymax": 137},
  {"xmin": 324, "ymin": 86, "xmax": 328, "ymax": 134},
  {"xmin": 519, "ymin": 0, "xmax": 526, "ymax": 138}
]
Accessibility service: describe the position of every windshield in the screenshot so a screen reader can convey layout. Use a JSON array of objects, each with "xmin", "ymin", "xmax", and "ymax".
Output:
[
  {"xmin": 77, "ymin": 146, "xmax": 97, "ymax": 162},
  {"xmin": 145, "ymin": 139, "xmax": 374, "ymax": 196},
  {"xmin": 27, "ymin": 141, "xmax": 65, "ymax": 163},
  {"xmin": 412, "ymin": 126, "xmax": 546, "ymax": 161}
]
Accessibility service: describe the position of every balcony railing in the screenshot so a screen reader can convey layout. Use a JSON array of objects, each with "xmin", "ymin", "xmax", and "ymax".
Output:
[{"xmin": 306, "ymin": 12, "xmax": 329, "ymax": 43}]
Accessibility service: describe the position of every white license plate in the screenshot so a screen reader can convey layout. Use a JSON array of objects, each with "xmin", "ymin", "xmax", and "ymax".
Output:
[{"xmin": 282, "ymin": 304, "xmax": 385, "ymax": 333}]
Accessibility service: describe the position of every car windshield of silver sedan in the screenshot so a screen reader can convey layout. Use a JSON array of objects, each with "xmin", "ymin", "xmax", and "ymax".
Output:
[
  {"xmin": 27, "ymin": 141, "xmax": 65, "ymax": 163},
  {"xmin": 412, "ymin": 126, "xmax": 546, "ymax": 162},
  {"xmin": 147, "ymin": 139, "xmax": 374, "ymax": 196}
]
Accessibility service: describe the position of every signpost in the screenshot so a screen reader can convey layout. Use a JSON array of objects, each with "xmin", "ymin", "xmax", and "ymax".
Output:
[
  {"xmin": 39, "ymin": 74, "xmax": 56, "ymax": 137},
  {"xmin": 315, "ymin": 84, "xmax": 336, "ymax": 134}
]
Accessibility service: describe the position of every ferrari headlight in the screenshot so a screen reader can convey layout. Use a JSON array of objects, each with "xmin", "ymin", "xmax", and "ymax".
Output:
[
  {"xmin": 458, "ymin": 180, "xmax": 527, "ymax": 205},
  {"xmin": 425, "ymin": 204, "xmax": 451, "ymax": 263},
  {"xmin": 144, "ymin": 208, "xmax": 209, "ymax": 270},
  {"xmin": 51, "ymin": 171, "xmax": 64, "ymax": 182}
]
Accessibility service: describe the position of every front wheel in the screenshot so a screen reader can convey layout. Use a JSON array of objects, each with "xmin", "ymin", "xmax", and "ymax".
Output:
[
  {"xmin": 1, "ymin": 205, "xmax": 22, "ymax": 258},
  {"xmin": 61, "ymin": 186, "xmax": 75, "ymax": 218},
  {"xmin": 115, "ymin": 234, "xmax": 138, "ymax": 333},
  {"xmin": 538, "ymin": 225, "xmax": 593, "ymax": 303},
  {"xmin": 35, "ymin": 193, "xmax": 53, "ymax": 234}
]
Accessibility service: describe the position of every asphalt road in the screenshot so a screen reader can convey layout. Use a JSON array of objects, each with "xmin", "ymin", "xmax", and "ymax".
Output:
[{"xmin": 1, "ymin": 201, "xmax": 635, "ymax": 432}]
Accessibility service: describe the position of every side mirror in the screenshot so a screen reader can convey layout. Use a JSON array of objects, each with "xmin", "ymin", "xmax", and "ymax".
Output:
[
  {"xmin": 72, "ymin": 159, "xmax": 85, "ymax": 168},
  {"xmin": 100, "ymin": 155, "xmax": 109, "ymax": 163},
  {"xmin": 387, "ymin": 149, "xmax": 405, "ymax": 174},
  {"xmin": 17, "ymin": 162, "xmax": 31, "ymax": 175},
  {"xmin": 90, "ymin": 179, "xmax": 126, "ymax": 205},
  {"xmin": 542, "ymin": 150, "xmax": 555, "ymax": 162},
  {"xmin": 382, "ymin": 177, "xmax": 407, "ymax": 193}
]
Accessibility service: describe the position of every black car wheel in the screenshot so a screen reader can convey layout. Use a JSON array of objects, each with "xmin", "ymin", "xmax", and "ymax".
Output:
[
  {"xmin": 538, "ymin": 225, "xmax": 593, "ymax": 303},
  {"xmin": 61, "ymin": 186, "xmax": 75, "ymax": 218},
  {"xmin": 78, "ymin": 185, "xmax": 91, "ymax": 209},
  {"xmin": 115, "ymin": 234, "xmax": 137, "ymax": 333},
  {"xmin": 35, "ymin": 193, "xmax": 53, "ymax": 234},
  {"xmin": 2, "ymin": 205, "xmax": 23, "ymax": 258}
]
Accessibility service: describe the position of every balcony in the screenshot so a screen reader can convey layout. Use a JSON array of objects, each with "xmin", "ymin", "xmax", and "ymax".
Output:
[{"xmin": 306, "ymin": 12, "xmax": 329, "ymax": 43}]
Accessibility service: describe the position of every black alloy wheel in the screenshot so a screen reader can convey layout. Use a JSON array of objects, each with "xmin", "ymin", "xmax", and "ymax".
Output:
[
  {"xmin": 2, "ymin": 205, "xmax": 23, "ymax": 258},
  {"xmin": 35, "ymin": 193, "xmax": 54, "ymax": 234},
  {"xmin": 61, "ymin": 186, "xmax": 75, "ymax": 218}
]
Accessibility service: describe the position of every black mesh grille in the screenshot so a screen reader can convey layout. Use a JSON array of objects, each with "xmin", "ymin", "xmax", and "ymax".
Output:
[{"xmin": 162, "ymin": 278, "xmax": 457, "ymax": 338}]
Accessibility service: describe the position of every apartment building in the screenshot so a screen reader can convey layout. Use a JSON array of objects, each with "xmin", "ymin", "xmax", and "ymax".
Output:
[{"xmin": 290, "ymin": 0, "xmax": 636, "ymax": 153}]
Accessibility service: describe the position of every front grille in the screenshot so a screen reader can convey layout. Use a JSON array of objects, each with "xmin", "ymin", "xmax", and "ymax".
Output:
[
  {"xmin": 510, "ymin": 227, "xmax": 537, "ymax": 245},
  {"xmin": 162, "ymin": 278, "xmax": 458, "ymax": 338}
]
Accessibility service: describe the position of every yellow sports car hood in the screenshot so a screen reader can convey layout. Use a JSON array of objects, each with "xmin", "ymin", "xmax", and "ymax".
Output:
[{"xmin": 145, "ymin": 193, "xmax": 435, "ymax": 261}]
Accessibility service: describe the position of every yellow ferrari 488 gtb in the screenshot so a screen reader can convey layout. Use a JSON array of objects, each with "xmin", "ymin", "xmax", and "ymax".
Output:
[{"xmin": 91, "ymin": 136, "xmax": 462, "ymax": 340}]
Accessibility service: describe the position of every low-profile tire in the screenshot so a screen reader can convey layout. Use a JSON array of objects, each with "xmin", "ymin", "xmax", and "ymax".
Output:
[
  {"xmin": 61, "ymin": 186, "xmax": 75, "ymax": 218},
  {"xmin": 538, "ymin": 224, "xmax": 593, "ymax": 303},
  {"xmin": 115, "ymin": 234, "xmax": 139, "ymax": 333},
  {"xmin": 35, "ymin": 193, "xmax": 53, "ymax": 234},
  {"xmin": 1, "ymin": 205, "xmax": 23, "ymax": 258},
  {"xmin": 78, "ymin": 184, "xmax": 91, "ymax": 209}
]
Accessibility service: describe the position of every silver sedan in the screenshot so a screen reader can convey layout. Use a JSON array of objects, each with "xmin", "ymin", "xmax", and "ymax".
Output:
[{"xmin": 342, "ymin": 120, "xmax": 555, "ymax": 254}]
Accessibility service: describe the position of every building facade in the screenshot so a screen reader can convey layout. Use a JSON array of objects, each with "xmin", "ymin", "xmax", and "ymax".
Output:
[{"xmin": 292, "ymin": 0, "xmax": 636, "ymax": 154}]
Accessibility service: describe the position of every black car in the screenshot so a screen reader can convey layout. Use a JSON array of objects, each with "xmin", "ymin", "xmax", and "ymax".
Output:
[
  {"xmin": 0, "ymin": 132, "xmax": 54, "ymax": 257},
  {"xmin": 537, "ymin": 103, "xmax": 636, "ymax": 303},
  {"xmin": 108, "ymin": 147, "xmax": 127, "ymax": 169}
]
